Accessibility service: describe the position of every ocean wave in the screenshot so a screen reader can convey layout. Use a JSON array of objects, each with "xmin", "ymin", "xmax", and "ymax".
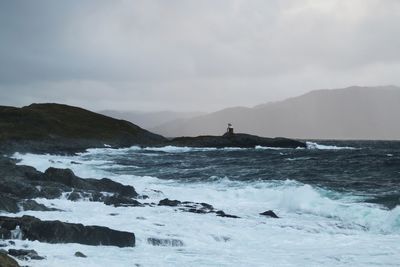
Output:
[
  {"xmin": 12, "ymin": 150, "xmax": 400, "ymax": 235},
  {"xmin": 305, "ymin": 141, "xmax": 356, "ymax": 150}
]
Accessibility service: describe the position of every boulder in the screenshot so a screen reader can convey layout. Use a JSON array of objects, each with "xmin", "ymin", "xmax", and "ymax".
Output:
[
  {"xmin": 103, "ymin": 195, "xmax": 143, "ymax": 207},
  {"xmin": 8, "ymin": 249, "xmax": 45, "ymax": 260},
  {"xmin": 259, "ymin": 210, "xmax": 279, "ymax": 218},
  {"xmin": 0, "ymin": 252, "xmax": 20, "ymax": 267},
  {"xmin": 215, "ymin": 210, "xmax": 241, "ymax": 219},
  {"xmin": 74, "ymin": 251, "xmax": 87, "ymax": 258},
  {"xmin": 158, "ymin": 199, "xmax": 181, "ymax": 207},
  {"xmin": 0, "ymin": 215, "xmax": 135, "ymax": 247}
]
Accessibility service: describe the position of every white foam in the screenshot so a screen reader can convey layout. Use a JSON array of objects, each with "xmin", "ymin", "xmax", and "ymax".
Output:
[
  {"xmin": 7, "ymin": 151, "xmax": 400, "ymax": 267},
  {"xmin": 306, "ymin": 141, "xmax": 356, "ymax": 150},
  {"xmin": 255, "ymin": 145, "xmax": 286, "ymax": 150}
]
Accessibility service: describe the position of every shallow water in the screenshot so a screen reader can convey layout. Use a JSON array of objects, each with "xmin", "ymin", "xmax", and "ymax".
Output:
[{"xmin": 4, "ymin": 140, "xmax": 400, "ymax": 266}]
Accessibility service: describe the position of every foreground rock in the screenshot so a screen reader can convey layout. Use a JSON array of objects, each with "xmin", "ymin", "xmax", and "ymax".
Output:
[
  {"xmin": 158, "ymin": 198, "xmax": 240, "ymax": 218},
  {"xmin": 0, "ymin": 157, "xmax": 142, "ymax": 213},
  {"xmin": 169, "ymin": 132, "xmax": 306, "ymax": 149},
  {"xmin": 0, "ymin": 252, "xmax": 20, "ymax": 267},
  {"xmin": 8, "ymin": 249, "xmax": 45, "ymax": 260},
  {"xmin": 0, "ymin": 215, "xmax": 135, "ymax": 247}
]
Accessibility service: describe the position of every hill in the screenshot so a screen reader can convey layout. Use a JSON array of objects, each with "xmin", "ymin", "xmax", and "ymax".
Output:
[
  {"xmin": 151, "ymin": 86, "xmax": 400, "ymax": 140},
  {"xmin": 0, "ymin": 103, "xmax": 167, "ymax": 153}
]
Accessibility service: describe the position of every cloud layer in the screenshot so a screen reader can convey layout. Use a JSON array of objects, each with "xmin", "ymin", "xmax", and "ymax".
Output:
[{"xmin": 1, "ymin": 0, "xmax": 400, "ymax": 111}]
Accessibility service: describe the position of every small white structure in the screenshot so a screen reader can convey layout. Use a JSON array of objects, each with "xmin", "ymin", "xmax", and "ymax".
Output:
[{"xmin": 227, "ymin": 123, "xmax": 234, "ymax": 134}]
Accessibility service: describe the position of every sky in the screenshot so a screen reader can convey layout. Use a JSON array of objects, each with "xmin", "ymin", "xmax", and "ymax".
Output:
[{"xmin": 1, "ymin": 0, "xmax": 400, "ymax": 112}]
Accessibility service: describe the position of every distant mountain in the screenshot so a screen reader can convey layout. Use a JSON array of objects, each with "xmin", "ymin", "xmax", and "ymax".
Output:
[
  {"xmin": 152, "ymin": 86, "xmax": 400, "ymax": 140},
  {"xmin": 99, "ymin": 110, "xmax": 205, "ymax": 130},
  {"xmin": 0, "ymin": 103, "xmax": 166, "ymax": 153}
]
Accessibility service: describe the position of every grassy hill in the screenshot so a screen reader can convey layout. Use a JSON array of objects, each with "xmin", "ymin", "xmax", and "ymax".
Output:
[{"xmin": 0, "ymin": 103, "xmax": 167, "ymax": 153}]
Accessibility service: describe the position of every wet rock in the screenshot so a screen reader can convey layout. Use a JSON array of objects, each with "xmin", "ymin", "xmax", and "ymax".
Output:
[
  {"xmin": 0, "ymin": 157, "xmax": 140, "ymax": 214},
  {"xmin": 0, "ymin": 195, "xmax": 20, "ymax": 213},
  {"xmin": 259, "ymin": 210, "xmax": 279, "ymax": 218},
  {"xmin": 67, "ymin": 190, "xmax": 82, "ymax": 201},
  {"xmin": 20, "ymin": 200, "xmax": 58, "ymax": 212},
  {"xmin": 158, "ymin": 198, "xmax": 240, "ymax": 218},
  {"xmin": 74, "ymin": 251, "xmax": 87, "ymax": 258},
  {"xmin": 0, "ymin": 195, "xmax": 55, "ymax": 213},
  {"xmin": 103, "ymin": 195, "xmax": 143, "ymax": 207},
  {"xmin": 158, "ymin": 198, "xmax": 181, "ymax": 207},
  {"xmin": 147, "ymin": 238, "xmax": 184, "ymax": 247},
  {"xmin": 215, "ymin": 210, "xmax": 240, "ymax": 219},
  {"xmin": 8, "ymin": 249, "xmax": 45, "ymax": 260},
  {"xmin": 0, "ymin": 251, "xmax": 21, "ymax": 267},
  {"xmin": 0, "ymin": 215, "xmax": 135, "ymax": 247}
]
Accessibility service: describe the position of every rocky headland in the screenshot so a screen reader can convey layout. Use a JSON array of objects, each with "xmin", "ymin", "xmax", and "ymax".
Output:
[{"xmin": 0, "ymin": 103, "xmax": 300, "ymax": 264}]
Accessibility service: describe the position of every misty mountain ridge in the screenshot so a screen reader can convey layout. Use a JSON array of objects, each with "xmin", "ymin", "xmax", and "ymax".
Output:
[
  {"xmin": 151, "ymin": 86, "xmax": 400, "ymax": 140},
  {"xmin": 99, "ymin": 110, "xmax": 205, "ymax": 130}
]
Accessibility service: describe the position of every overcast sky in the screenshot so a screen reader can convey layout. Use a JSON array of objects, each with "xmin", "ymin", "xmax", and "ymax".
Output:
[{"xmin": 1, "ymin": 0, "xmax": 400, "ymax": 112}]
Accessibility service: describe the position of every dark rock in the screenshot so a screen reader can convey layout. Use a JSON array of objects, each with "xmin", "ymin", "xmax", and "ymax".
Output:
[
  {"xmin": 74, "ymin": 251, "xmax": 87, "ymax": 258},
  {"xmin": 8, "ymin": 249, "xmax": 45, "ymax": 260},
  {"xmin": 67, "ymin": 191, "xmax": 82, "ymax": 201},
  {"xmin": 20, "ymin": 200, "xmax": 57, "ymax": 212},
  {"xmin": 90, "ymin": 192, "xmax": 105, "ymax": 202},
  {"xmin": 0, "ymin": 157, "xmax": 139, "ymax": 214},
  {"xmin": 0, "ymin": 195, "xmax": 55, "ymax": 213},
  {"xmin": 259, "ymin": 210, "xmax": 279, "ymax": 218},
  {"xmin": 103, "ymin": 195, "xmax": 143, "ymax": 207},
  {"xmin": 0, "ymin": 252, "xmax": 21, "ymax": 267},
  {"xmin": 147, "ymin": 238, "xmax": 184, "ymax": 247},
  {"xmin": 215, "ymin": 210, "xmax": 241, "ymax": 219},
  {"xmin": 0, "ymin": 215, "xmax": 135, "ymax": 247},
  {"xmin": 158, "ymin": 198, "xmax": 240, "ymax": 218},
  {"xmin": 8, "ymin": 241, "xmax": 15, "ymax": 246},
  {"xmin": 158, "ymin": 199, "xmax": 181, "ymax": 207},
  {"xmin": 0, "ymin": 195, "xmax": 20, "ymax": 213},
  {"xmin": 169, "ymin": 133, "xmax": 306, "ymax": 149}
]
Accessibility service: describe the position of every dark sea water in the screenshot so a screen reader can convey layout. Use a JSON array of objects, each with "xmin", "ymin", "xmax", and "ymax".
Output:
[
  {"xmin": 9, "ymin": 140, "xmax": 400, "ymax": 266},
  {"xmin": 103, "ymin": 141, "xmax": 400, "ymax": 209}
]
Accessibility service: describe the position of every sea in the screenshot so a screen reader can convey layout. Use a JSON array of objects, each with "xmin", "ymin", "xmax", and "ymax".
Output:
[{"xmin": 5, "ymin": 140, "xmax": 400, "ymax": 266}]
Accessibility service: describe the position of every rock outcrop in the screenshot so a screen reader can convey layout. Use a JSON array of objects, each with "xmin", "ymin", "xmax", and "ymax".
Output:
[
  {"xmin": 169, "ymin": 133, "xmax": 306, "ymax": 148},
  {"xmin": 0, "ymin": 215, "xmax": 135, "ymax": 247},
  {"xmin": 0, "ymin": 252, "xmax": 20, "ymax": 267},
  {"xmin": 0, "ymin": 157, "xmax": 141, "ymax": 213},
  {"xmin": 158, "ymin": 198, "xmax": 240, "ymax": 218}
]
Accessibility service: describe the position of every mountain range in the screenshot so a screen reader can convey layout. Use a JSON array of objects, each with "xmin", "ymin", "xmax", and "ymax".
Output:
[{"xmin": 150, "ymin": 86, "xmax": 400, "ymax": 140}]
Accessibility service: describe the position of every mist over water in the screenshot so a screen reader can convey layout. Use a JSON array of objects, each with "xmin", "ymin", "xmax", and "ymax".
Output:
[{"xmin": 7, "ymin": 140, "xmax": 400, "ymax": 266}]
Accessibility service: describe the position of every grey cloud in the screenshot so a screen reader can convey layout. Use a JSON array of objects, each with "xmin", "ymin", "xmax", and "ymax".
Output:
[{"xmin": 1, "ymin": 0, "xmax": 400, "ymax": 111}]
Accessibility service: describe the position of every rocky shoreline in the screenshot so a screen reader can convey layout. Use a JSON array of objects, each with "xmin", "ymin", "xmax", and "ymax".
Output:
[
  {"xmin": 0, "ymin": 103, "xmax": 300, "ymax": 265},
  {"xmin": 0, "ymin": 153, "xmax": 281, "ymax": 265}
]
